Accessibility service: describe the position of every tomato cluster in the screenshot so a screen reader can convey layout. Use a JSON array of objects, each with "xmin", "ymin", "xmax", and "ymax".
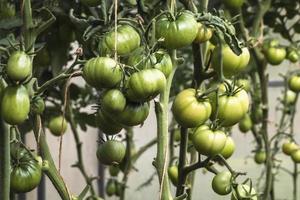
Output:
[{"xmin": 282, "ymin": 141, "xmax": 300, "ymax": 163}]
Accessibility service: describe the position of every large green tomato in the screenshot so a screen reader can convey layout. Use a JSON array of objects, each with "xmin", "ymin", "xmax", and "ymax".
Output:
[
  {"xmin": 231, "ymin": 184, "xmax": 257, "ymax": 200},
  {"xmin": 102, "ymin": 89, "xmax": 126, "ymax": 113},
  {"xmin": 97, "ymin": 140, "xmax": 126, "ymax": 165},
  {"xmin": 168, "ymin": 165, "xmax": 178, "ymax": 186},
  {"xmin": 291, "ymin": 149, "xmax": 300, "ymax": 163},
  {"xmin": 264, "ymin": 46, "xmax": 286, "ymax": 65},
  {"xmin": 288, "ymin": 75, "xmax": 300, "ymax": 92},
  {"xmin": 282, "ymin": 141, "xmax": 299, "ymax": 155},
  {"xmin": 212, "ymin": 45, "xmax": 250, "ymax": 77},
  {"xmin": 220, "ymin": 136, "xmax": 235, "ymax": 159},
  {"xmin": 172, "ymin": 89, "xmax": 212, "ymax": 128},
  {"xmin": 1, "ymin": 85, "xmax": 30, "ymax": 125},
  {"xmin": 191, "ymin": 126, "xmax": 227, "ymax": 156},
  {"xmin": 223, "ymin": 0, "xmax": 244, "ymax": 9},
  {"xmin": 83, "ymin": 57, "xmax": 123, "ymax": 89},
  {"xmin": 254, "ymin": 150, "xmax": 266, "ymax": 164},
  {"xmin": 98, "ymin": 109, "xmax": 123, "ymax": 135},
  {"xmin": 194, "ymin": 23, "xmax": 213, "ymax": 43},
  {"xmin": 211, "ymin": 88, "xmax": 249, "ymax": 127},
  {"xmin": 125, "ymin": 69, "xmax": 166, "ymax": 102},
  {"xmin": 211, "ymin": 171, "xmax": 232, "ymax": 195},
  {"xmin": 115, "ymin": 102, "xmax": 150, "ymax": 126},
  {"xmin": 156, "ymin": 12, "xmax": 198, "ymax": 49},
  {"xmin": 10, "ymin": 144, "xmax": 42, "ymax": 193},
  {"xmin": 100, "ymin": 25, "xmax": 140, "ymax": 55},
  {"xmin": 48, "ymin": 116, "xmax": 68, "ymax": 136},
  {"xmin": 238, "ymin": 113, "xmax": 252, "ymax": 133},
  {"xmin": 80, "ymin": 0, "xmax": 101, "ymax": 6},
  {"xmin": 7, "ymin": 51, "xmax": 32, "ymax": 81}
]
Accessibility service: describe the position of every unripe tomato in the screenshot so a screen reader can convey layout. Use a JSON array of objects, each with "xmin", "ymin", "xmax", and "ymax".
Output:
[
  {"xmin": 288, "ymin": 75, "xmax": 300, "ymax": 93},
  {"xmin": 10, "ymin": 144, "xmax": 42, "ymax": 193},
  {"xmin": 174, "ymin": 129, "xmax": 181, "ymax": 142},
  {"xmin": 98, "ymin": 110, "xmax": 123, "ymax": 135},
  {"xmin": 156, "ymin": 12, "xmax": 198, "ymax": 49},
  {"xmin": 236, "ymin": 79, "xmax": 251, "ymax": 92},
  {"xmin": 102, "ymin": 89, "xmax": 126, "ymax": 113},
  {"xmin": 291, "ymin": 149, "xmax": 300, "ymax": 163},
  {"xmin": 253, "ymin": 106, "xmax": 263, "ymax": 124},
  {"xmin": 125, "ymin": 69, "xmax": 166, "ymax": 102},
  {"xmin": 282, "ymin": 141, "xmax": 299, "ymax": 155},
  {"xmin": 220, "ymin": 137, "xmax": 235, "ymax": 159},
  {"xmin": 211, "ymin": 171, "xmax": 232, "ymax": 195},
  {"xmin": 287, "ymin": 50, "xmax": 299, "ymax": 63},
  {"xmin": 7, "ymin": 51, "xmax": 32, "ymax": 81},
  {"xmin": 284, "ymin": 90, "xmax": 297, "ymax": 105},
  {"xmin": 172, "ymin": 89, "xmax": 212, "ymax": 128},
  {"xmin": 191, "ymin": 126, "xmax": 227, "ymax": 156},
  {"xmin": 152, "ymin": 50, "xmax": 173, "ymax": 77},
  {"xmin": 1, "ymin": 85, "xmax": 30, "ymax": 125},
  {"xmin": 238, "ymin": 113, "xmax": 252, "ymax": 133},
  {"xmin": 109, "ymin": 165, "xmax": 120, "ymax": 176},
  {"xmin": 114, "ymin": 102, "xmax": 150, "ymax": 126},
  {"xmin": 231, "ymin": 184, "xmax": 257, "ymax": 200},
  {"xmin": 106, "ymin": 179, "xmax": 116, "ymax": 196},
  {"xmin": 254, "ymin": 150, "xmax": 266, "ymax": 164},
  {"xmin": 80, "ymin": 0, "xmax": 101, "ymax": 6},
  {"xmin": 264, "ymin": 46, "xmax": 286, "ymax": 65},
  {"xmin": 210, "ymin": 88, "xmax": 249, "ymax": 127},
  {"xmin": 100, "ymin": 25, "xmax": 140, "ymax": 55},
  {"xmin": 48, "ymin": 116, "xmax": 68, "ymax": 136},
  {"xmin": 194, "ymin": 23, "xmax": 213, "ymax": 43},
  {"xmin": 83, "ymin": 57, "xmax": 123, "ymax": 89},
  {"xmin": 31, "ymin": 97, "xmax": 45, "ymax": 115},
  {"xmin": 212, "ymin": 45, "xmax": 250, "ymax": 77},
  {"xmin": 223, "ymin": 0, "xmax": 244, "ymax": 9},
  {"xmin": 97, "ymin": 140, "xmax": 126, "ymax": 165},
  {"xmin": 168, "ymin": 165, "xmax": 178, "ymax": 186}
]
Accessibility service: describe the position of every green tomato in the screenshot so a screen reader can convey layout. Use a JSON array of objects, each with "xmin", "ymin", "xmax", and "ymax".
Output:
[
  {"xmin": 236, "ymin": 79, "xmax": 251, "ymax": 92},
  {"xmin": 106, "ymin": 179, "xmax": 116, "ymax": 196},
  {"xmin": 156, "ymin": 12, "xmax": 198, "ymax": 49},
  {"xmin": 211, "ymin": 171, "xmax": 232, "ymax": 195},
  {"xmin": 83, "ymin": 57, "xmax": 123, "ymax": 89},
  {"xmin": 287, "ymin": 50, "xmax": 299, "ymax": 63},
  {"xmin": 231, "ymin": 184, "xmax": 258, "ymax": 200},
  {"xmin": 282, "ymin": 141, "xmax": 299, "ymax": 155},
  {"xmin": 291, "ymin": 149, "xmax": 300, "ymax": 163},
  {"xmin": 10, "ymin": 144, "xmax": 42, "ymax": 193},
  {"xmin": 48, "ymin": 116, "xmax": 68, "ymax": 136},
  {"xmin": 264, "ymin": 47, "xmax": 286, "ymax": 65},
  {"xmin": 7, "ymin": 51, "xmax": 32, "ymax": 81},
  {"xmin": 98, "ymin": 109, "xmax": 123, "ymax": 135},
  {"xmin": 97, "ymin": 140, "xmax": 126, "ymax": 165},
  {"xmin": 212, "ymin": 45, "xmax": 250, "ymax": 77},
  {"xmin": 100, "ymin": 25, "xmax": 140, "ymax": 55},
  {"xmin": 102, "ymin": 89, "xmax": 126, "ymax": 113},
  {"xmin": 253, "ymin": 106, "xmax": 263, "ymax": 124},
  {"xmin": 223, "ymin": 0, "xmax": 244, "ymax": 9},
  {"xmin": 168, "ymin": 165, "xmax": 178, "ymax": 186},
  {"xmin": 125, "ymin": 69, "xmax": 166, "ymax": 102},
  {"xmin": 238, "ymin": 113, "xmax": 253, "ymax": 133},
  {"xmin": 191, "ymin": 126, "xmax": 227, "ymax": 156},
  {"xmin": 210, "ymin": 88, "xmax": 249, "ymax": 127},
  {"xmin": 115, "ymin": 102, "xmax": 150, "ymax": 126},
  {"xmin": 220, "ymin": 136, "xmax": 235, "ymax": 159},
  {"xmin": 1, "ymin": 85, "xmax": 30, "ymax": 125},
  {"xmin": 288, "ymin": 75, "xmax": 300, "ymax": 93},
  {"xmin": 194, "ymin": 23, "xmax": 213, "ymax": 43},
  {"xmin": 109, "ymin": 165, "xmax": 120, "ymax": 177},
  {"xmin": 172, "ymin": 89, "xmax": 212, "ymax": 128},
  {"xmin": 284, "ymin": 90, "xmax": 297, "ymax": 105},
  {"xmin": 173, "ymin": 129, "xmax": 181, "ymax": 142},
  {"xmin": 254, "ymin": 150, "xmax": 266, "ymax": 164},
  {"xmin": 31, "ymin": 97, "xmax": 45, "ymax": 115}
]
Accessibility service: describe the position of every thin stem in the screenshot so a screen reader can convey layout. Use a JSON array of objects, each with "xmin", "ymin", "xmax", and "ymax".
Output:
[{"xmin": 293, "ymin": 163, "xmax": 298, "ymax": 200}]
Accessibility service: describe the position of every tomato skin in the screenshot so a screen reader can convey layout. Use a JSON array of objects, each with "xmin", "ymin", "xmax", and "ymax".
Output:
[
  {"xmin": 98, "ymin": 109, "xmax": 123, "ymax": 135},
  {"xmin": 97, "ymin": 140, "xmax": 126, "ymax": 165},
  {"xmin": 152, "ymin": 50, "xmax": 173, "ymax": 77},
  {"xmin": 288, "ymin": 75, "xmax": 300, "ymax": 93},
  {"xmin": 83, "ymin": 57, "xmax": 123, "ymax": 89},
  {"xmin": 194, "ymin": 23, "xmax": 213, "ymax": 43},
  {"xmin": 172, "ymin": 89, "xmax": 212, "ymax": 128},
  {"xmin": 231, "ymin": 184, "xmax": 257, "ymax": 200},
  {"xmin": 174, "ymin": 129, "xmax": 181, "ymax": 142},
  {"xmin": 264, "ymin": 47, "xmax": 286, "ymax": 65},
  {"xmin": 223, "ymin": 0, "xmax": 244, "ymax": 9},
  {"xmin": 126, "ymin": 69, "xmax": 166, "ymax": 102},
  {"xmin": 114, "ymin": 102, "xmax": 150, "ymax": 126},
  {"xmin": 100, "ymin": 25, "xmax": 140, "ymax": 55},
  {"xmin": 168, "ymin": 165, "xmax": 178, "ymax": 186},
  {"xmin": 236, "ymin": 79, "xmax": 251, "ymax": 92},
  {"xmin": 282, "ymin": 142, "xmax": 299, "ymax": 155},
  {"xmin": 254, "ymin": 151, "xmax": 266, "ymax": 164},
  {"xmin": 291, "ymin": 149, "xmax": 300, "ymax": 163},
  {"xmin": 287, "ymin": 50, "xmax": 299, "ymax": 63},
  {"xmin": 211, "ymin": 89, "xmax": 249, "ymax": 127},
  {"xmin": 238, "ymin": 113, "xmax": 252, "ymax": 133},
  {"xmin": 1, "ymin": 85, "xmax": 30, "ymax": 125},
  {"xmin": 191, "ymin": 126, "xmax": 227, "ymax": 156},
  {"xmin": 211, "ymin": 171, "xmax": 232, "ymax": 195},
  {"xmin": 109, "ymin": 165, "xmax": 120, "ymax": 176},
  {"xmin": 106, "ymin": 179, "xmax": 116, "ymax": 196},
  {"xmin": 48, "ymin": 116, "xmax": 68, "ymax": 136},
  {"xmin": 220, "ymin": 137, "xmax": 235, "ymax": 159},
  {"xmin": 10, "ymin": 144, "xmax": 42, "ymax": 193},
  {"xmin": 212, "ymin": 46, "xmax": 250, "ymax": 77},
  {"xmin": 31, "ymin": 97, "xmax": 45, "ymax": 115},
  {"xmin": 102, "ymin": 89, "xmax": 126, "ymax": 113},
  {"xmin": 80, "ymin": 0, "xmax": 101, "ymax": 6},
  {"xmin": 284, "ymin": 90, "xmax": 297, "ymax": 105},
  {"xmin": 156, "ymin": 12, "xmax": 198, "ymax": 49},
  {"xmin": 7, "ymin": 51, "xmax": 32, "ymax": 81}
]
